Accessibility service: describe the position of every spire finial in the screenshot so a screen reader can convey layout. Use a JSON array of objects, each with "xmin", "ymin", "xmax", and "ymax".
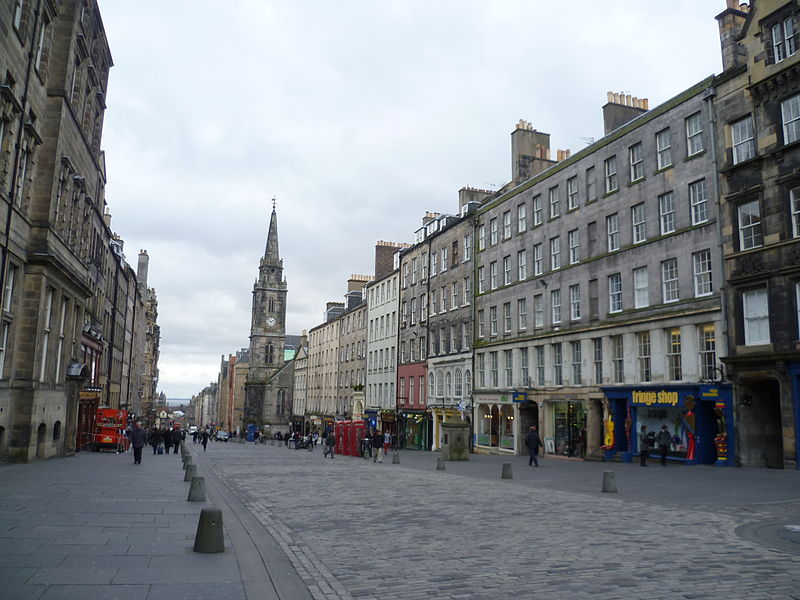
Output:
[{"xmin": 272, "ymin": 196, "xmax": 277, "ymax": 211}]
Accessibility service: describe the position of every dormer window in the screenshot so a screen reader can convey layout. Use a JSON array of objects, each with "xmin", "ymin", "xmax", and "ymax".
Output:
[{"xmin": 773, "ymin": 17, "xmax": 796, "ymax": 63}]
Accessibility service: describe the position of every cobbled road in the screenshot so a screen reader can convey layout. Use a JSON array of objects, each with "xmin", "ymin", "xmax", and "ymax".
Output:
[{"xmin": 194, "ymin": 440, "xmax": 800, "ymax": 600}]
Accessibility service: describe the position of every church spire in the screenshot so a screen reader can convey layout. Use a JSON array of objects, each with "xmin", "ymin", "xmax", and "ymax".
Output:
[{"xmin": 265, "ymin": 197, "xmax": 280, "ymax": 261}]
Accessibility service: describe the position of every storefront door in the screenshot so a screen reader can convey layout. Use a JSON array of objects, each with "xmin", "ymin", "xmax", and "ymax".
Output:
[{"xmin": 553, "ymin": 401, "xmax": 586, "ymax": 457}]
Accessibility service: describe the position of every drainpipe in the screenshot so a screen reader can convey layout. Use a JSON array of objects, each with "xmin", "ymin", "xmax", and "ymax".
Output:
[{"xmin": 703, "ymin": 85, "xmax": 730, "ymax": 368}]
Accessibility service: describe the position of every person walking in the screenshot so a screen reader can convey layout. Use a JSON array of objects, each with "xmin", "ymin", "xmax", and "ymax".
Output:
[
  {"xmin": 128, "ymin": 422, "xmax": 146, "ymax": 465},
  {"xmin": 656, "ymin": 425, "xmax": 672, "ymax": 466},
  {"xmin": 383, "ymin": 431, "xmax": 391, "ymax": 455},
  {"xmin": 524, "ymin": 425, "xmax": 543, "ymax": 467},
  {"xmin": 201, "ymin": 428, "xmax": 210, "ymax": 452},
  {"xmin": 161, "ymin": 428, "xmax": 172, "ymax": 454},
  {"xmin": 149, "ymin": 427, "xmax": 161, "ymax": 455},
  {"xmin": 372, "ymin": 430, "xmax": 383, "ymax": 463},
  {"xmin": 172, "ymin": 428, "xmax": 182, "ymax": 454},
  {"xmin": 323, "ymin": 430, "xmax": 336, "ymax": 458},
  {"xmin": 639, "ymin": 425, "xmax": 650, "ymax": 466}
]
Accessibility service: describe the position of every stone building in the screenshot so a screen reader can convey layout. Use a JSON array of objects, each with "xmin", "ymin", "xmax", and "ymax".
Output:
[
  {"xmin": 307, "ymin": 303, "xmax": 342, "ymax": 426},
  {"xmin": 474, "ymin": 85, "xmax": 727, "ymax": 463},
  {"xmin": 244, "ymin": 205, "xmax": 290, "ymax": 431},
  {"xmin": 364, "ymin": 241, "xmax": 408, "ymax": 436},
  {"xmin": 713, "ymin": 0, "xmax": 800, "ymax": 468},
  {"xmin": 291, "ymin": 334, "xmax": 308, "ymax": 431},
  {"xmin": 0, "ymin": 0, "xmax": 158, "ymax": 461},
  {"xmin": 338, "ymin": 275, "xmax": 370, "ymax": 419},
  {"xmin": 426, "ymin": 192, "xmax": 483, "ymax": 450},
  {"xmin": 366, "ymin": 266, "xmax": 399, "ymax": 435},
  {"xmin": 397, "ymin": 214, "xmax": 440, "ymax": 450}
]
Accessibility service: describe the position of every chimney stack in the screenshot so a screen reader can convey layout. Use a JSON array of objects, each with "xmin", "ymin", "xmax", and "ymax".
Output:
[
  {"xmin": 511, "ymin": 120, "xmax": 555, "ymax": 184},
  {"xmin": 137, "ymin": 250, "xmax": 149, "ymax": 289},
  {"xmin": 602, "ymin": 91, "xmax": 649, "ymax": 135},
  {"xmin": 716, "ymin": 0, "xmax": 749, "ymax": 71}
]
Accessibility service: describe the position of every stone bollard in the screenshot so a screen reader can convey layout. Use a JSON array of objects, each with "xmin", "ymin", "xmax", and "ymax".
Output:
[
  {"xmin": 392, "ymin": 452, "xmax": 400, "ymax": 464},
  {"xmin": 602, "ymin": 470, "xmax": 618, "ymax": 493},
  {"xmin": 188, "ymin": 476, "xmax": 207, "ymax": 502},
  {"xmin": 184, "ymin": 463, "xmax": 197, "ymax": 482},
  {"xmin": 308, "ymin": 441, "xmax": 313, "ymax": 452},
  {"xmin": 501, "ymin": 462, "xmax": 513, "ymax": 479},
  {"xmin": 436, "ymin": 456, "xmax": 446, "ymax": 471},
  {"xmin": 183, "ymin": 456, "xmax": 192, "ymax": 471},
  {"xmin": 271, "ymin": 440, "xmax": 274, "ymax": 446},
  {"xmin": 193, "ymin": 507, "xmax": 224, "ymax": 553}
]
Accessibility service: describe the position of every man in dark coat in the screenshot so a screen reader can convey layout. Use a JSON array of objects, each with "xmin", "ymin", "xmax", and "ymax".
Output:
[
  {"xmin": 128, "ymin": 422, "xmax": 146, "ymax": 465},
  {"xmin": 162, "ymin": 428, "xmax": 172, "ymax": 454},
  {"xmin": 372, "ymin": 430, "xmax": 383, "ymax": 463},
  {"xmin": 172, "ymin": 428, "xmax": 181, "ymax": 454},
  {"xmin": 524, "ymin": 425, "xmax": 543, "ymax": 467},
  {"xmin": 149, "ymin": 427, "xmax": 161, "ymax": 454},
  {"xmin": 201, "ymin": 428, "xmax": 210, "ymax": 452}
]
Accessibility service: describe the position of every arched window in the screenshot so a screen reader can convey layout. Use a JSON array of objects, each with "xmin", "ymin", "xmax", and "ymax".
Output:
[
  {"xmin": 465, "ymin": 370, "xmax": 472, "ymax": 396},
  {"xmin": 445, "ymin": 372, "xmax": 452, "ymax": 397},
  {"xmin": 429, "ymin": 373, "xmax": 435, "ymax": 399},
  {"xmin": 436, "ymin": 370, "xmax": 444, "ymax": 397},
  {"xmin": 277, "ymin": 389, "xmax": 285, "ymax": 416},
  {"xmin": 268, "ymin": 298, "xmax": 275, "ymax": 313},
  {"xmin": 52, "ymin": 420, "xmax": 61, "ymax": 441},
  {"xmin": 266, "ymin": 344, "xmax": 274, "ymax": 364},
  {"xmin": 454, "ymin": 369, "xmax": 463, "ymax": 397}
]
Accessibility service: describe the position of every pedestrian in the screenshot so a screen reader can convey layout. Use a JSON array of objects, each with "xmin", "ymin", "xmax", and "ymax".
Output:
[
  {"xmin": 372, "ymin": 430, "xmax": 383, "ymax": 463},
  {"xmin": 162, "ymin": 428, "xmax": 172, "ymax": 454},
  {"xmin": 128, "ymin": 421, "xmax": 146, "ymax": 465},
  {"xmin": 383, "ymin": 431, "xmax": 391, "ymax": 455},
  {"xmin": 656, "ymin": 425, "xmax": 672, "ymax": 466},
  {"xmin": 192, "ymin": 430, "xmax": 198, "ymax": 444},
  {"xmin": 201, "ymin": 428, "xmax": 209, "ymax": 451},
  {"xmin": 639, "ymin": 425, "xmax": 650, "ymax": 466},
  {"xmin": 323, "ymin": 430, "xmax": 336, "ymax": 458},
  {"xmin": 524, "ymin": 425, "xmax": 543, "ymax": 467},
  {"xmin": 172, "ymin": 428, "xmax": 181, "ymax": 454},
  {"xmin": 149, "ymin": 427, "xmax": 161, "ymax": 455}
]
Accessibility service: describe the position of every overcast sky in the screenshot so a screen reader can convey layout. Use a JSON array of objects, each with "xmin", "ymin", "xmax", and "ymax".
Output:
[{"xmin": 98, "ymin": 1, "xmax": 727, "ymax": 400}]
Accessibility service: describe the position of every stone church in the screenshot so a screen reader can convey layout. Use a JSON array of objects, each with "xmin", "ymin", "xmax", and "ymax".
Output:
[{"xmin": 244, "ymin": 205, "xmax": 294, "ymax": 435}]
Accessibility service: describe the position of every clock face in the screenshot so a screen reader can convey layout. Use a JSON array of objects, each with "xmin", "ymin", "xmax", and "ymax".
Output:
[{"xmin": 266, "ymin": 317, "xmax": 277, "ymax": 327}]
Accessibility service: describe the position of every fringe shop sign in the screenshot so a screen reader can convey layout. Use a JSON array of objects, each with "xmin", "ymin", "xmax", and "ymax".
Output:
[{"xmin": 632, "ymin": 390, "xmax": 681, "ymax": 407}]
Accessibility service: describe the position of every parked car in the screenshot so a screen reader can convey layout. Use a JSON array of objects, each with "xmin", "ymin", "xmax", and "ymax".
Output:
[{"xmin": 215, "ymin": 430, "xmax": 229, "ymax": 442}]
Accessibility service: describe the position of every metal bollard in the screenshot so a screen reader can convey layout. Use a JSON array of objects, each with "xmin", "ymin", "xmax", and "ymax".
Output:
[
  {"xmin": 501, "ymin": 462, "xmax": 513, "ymax": 479},
  {"xmin": 193, "ymin": 507, "xmax": 224, "ymax": 553},
  {"xmin": 436, "ymin": 456, "xmax": 446, "ymax": 471},
  {"xmin": 188, "ymin": 476, "xmax": 206, "ymax": 502},
  {"xmin": 184, "ymin": 463, "xmax": 197, "ymax": 482},
  {"xmin": 392, "ymin": 452, "xmax": 400, "ymax": 464},
  {"xmin": 602, "ymin": 470, "xmax": 618, "ymax": 493}
]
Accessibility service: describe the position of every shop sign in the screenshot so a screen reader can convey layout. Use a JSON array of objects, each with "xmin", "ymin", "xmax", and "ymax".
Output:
[
  {"xmin": 631, "ymin": 389, "xmax": 680, "ymax": 407},
  {"xmin": 702, "ymin": 388, "xmax": 719, "ymax": 398},
  {"xmin": 512, "ymin": 392, "xmax": 527, "ymax": 403}
]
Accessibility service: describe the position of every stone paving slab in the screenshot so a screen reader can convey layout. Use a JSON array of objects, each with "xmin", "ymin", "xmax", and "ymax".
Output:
[{"xmin": 198, "ymin": 441, "xmax": 800, "ymax": 600}]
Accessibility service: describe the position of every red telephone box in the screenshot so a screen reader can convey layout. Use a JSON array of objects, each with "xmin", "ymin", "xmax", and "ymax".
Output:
[
  {"xmin": 335, "ymin": 421, "xmax": 345, "ymax": 456},
  {"xmin": 351, "ymin": 420, "xmax": 365, "ymax": 456}
]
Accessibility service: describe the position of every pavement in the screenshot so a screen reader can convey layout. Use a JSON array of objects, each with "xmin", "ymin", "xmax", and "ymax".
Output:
[{"xmin": 1, "ymin": 439, "xmax": 799, "ymax": 600}]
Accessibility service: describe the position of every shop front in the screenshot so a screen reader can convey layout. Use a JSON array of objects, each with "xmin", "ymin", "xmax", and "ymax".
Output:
[
  {"xmin": 378, "ymin": 410, "xmax": 397, "ymax": 447},
  {"xmin": 473, "ymin": 394, "xmax": 516, "ymax": 454},
  {"xmin": 600, "ymin": 383, "xmax": 734, "ymax": 466},
  {"xmin": 399, "ymin": 410, "xmax": 430, "ymax": 450}
]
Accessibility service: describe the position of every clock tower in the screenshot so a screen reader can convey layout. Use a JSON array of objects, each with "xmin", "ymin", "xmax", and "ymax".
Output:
[{"xmin": 244, "ymin": 202, "xmax": 288, "ymax": 426}]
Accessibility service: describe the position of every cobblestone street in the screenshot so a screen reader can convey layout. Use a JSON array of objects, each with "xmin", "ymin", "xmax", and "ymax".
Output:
[{"xmin": 199, "ymin": 441, "xmax": 800, "ymax": 600}]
